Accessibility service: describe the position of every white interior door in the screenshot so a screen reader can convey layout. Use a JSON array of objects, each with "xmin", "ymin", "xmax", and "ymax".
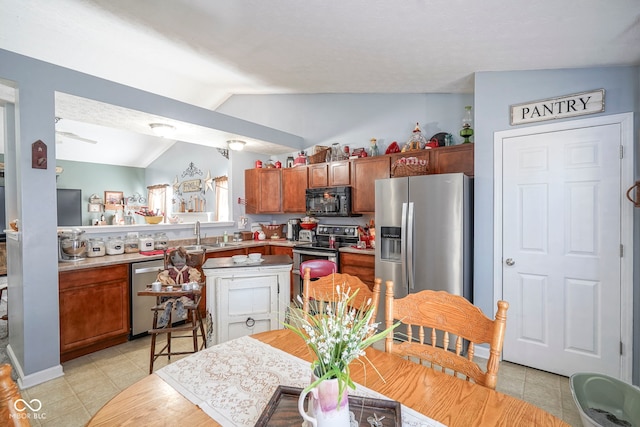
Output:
[{"xmin": 498, "ymin": 117, "xmax": 631, "ymax": 378}]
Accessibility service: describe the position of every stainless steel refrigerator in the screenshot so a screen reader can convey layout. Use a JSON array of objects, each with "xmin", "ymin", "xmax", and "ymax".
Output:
[{"xmin": 375, "ymin": 173, "xmax": 472, "ymax": 303}]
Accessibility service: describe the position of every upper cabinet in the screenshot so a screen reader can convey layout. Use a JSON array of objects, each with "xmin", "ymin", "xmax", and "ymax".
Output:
[
  {"xmin": 282, "ymin": 167, "xmax": 308, "ymax": 213},
  {"xmin": 351, "ymin": 156, "xmax": 390, "ymax": 213},
  {"xmin": 244, "ymin": 169, "xmax": 282, "ymax": 214},
  {"xmin": 431, "ymin": 144, "xmax": 474, "ymax": 176},
  {"xmin": 308, "ymin": 160, "xmax": 351, "ymax": 188},
  {"xmin": 244, "ymin": 143, "xmax": 474, "ymax": 214}
]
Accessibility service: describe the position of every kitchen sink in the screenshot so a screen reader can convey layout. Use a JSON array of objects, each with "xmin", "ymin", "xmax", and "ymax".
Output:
[{"xmin": 183, "ymin": 242, "xmax": 241, "ymax": 251}]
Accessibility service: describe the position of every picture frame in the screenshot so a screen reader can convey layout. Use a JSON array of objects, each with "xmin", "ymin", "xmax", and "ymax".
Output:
[{"xmin": 104, "ymin": 191, "xmax": 124, "ymax": 211}]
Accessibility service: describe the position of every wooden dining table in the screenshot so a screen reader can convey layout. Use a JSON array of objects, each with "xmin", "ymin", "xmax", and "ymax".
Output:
[{"xmin": 87, "ymin": 329, "xmax": 569, "ymax": 426}]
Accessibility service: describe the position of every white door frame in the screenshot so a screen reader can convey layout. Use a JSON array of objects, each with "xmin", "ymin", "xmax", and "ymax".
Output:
[{"xmin": 493, "ymin": 112, "xmax": 634, "ymax": 381}]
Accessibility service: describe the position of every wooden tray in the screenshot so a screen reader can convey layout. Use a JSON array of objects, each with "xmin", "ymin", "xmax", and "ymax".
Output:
[{"xmin": 255, "ymin": 385, "xmax": 401, "ymax": 426}]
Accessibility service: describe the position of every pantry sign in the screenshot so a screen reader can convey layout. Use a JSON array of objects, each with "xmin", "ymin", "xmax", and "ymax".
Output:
[{"xmin": 510, "ymin": 89, "xmax": 605, "ymax": 125}]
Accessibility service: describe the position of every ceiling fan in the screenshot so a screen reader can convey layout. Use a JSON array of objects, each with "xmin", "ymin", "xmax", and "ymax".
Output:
[{"xmin": 54, "ymin": 117, "xmax": 98, "ymax": 144}]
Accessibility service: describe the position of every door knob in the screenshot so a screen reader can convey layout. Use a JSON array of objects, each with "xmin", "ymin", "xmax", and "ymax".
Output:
[{"xmin": 505, "ymin": 258, "xmax": 515, "ymax": 266}]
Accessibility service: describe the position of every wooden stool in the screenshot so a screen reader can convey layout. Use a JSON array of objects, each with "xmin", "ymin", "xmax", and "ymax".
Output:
[{"xmin": 138, "ymin": 285, "xmax": 206, "ymax": 374}]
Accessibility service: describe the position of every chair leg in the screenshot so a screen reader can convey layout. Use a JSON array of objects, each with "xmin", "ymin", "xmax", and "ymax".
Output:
[
  {"xmin": 196, "ymin": 309, "xmax": 206, "ymax": 349},
  {"xmin": 149, "ymin": 310, "xmax": 159, "ymax": 374},
  {"xmin": 191, "ymin": 309, "xmax": 198, "ymax": 352}
]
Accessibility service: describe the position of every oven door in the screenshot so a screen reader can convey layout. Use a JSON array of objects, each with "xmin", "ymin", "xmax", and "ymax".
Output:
[{"xmin": 292, "ymin": 248, "xmax": 339, "ymax": 296}]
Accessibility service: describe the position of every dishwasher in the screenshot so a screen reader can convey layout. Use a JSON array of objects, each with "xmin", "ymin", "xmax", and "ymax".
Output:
[{"xmin": 131, "ymin": 259, "xmax": 166, "ymax": 338}]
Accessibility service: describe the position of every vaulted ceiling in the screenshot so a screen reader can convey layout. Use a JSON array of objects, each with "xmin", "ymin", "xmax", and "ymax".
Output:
[{"xmin": 1, "ymin": 0, "xmax": 638, "ymax": 166}]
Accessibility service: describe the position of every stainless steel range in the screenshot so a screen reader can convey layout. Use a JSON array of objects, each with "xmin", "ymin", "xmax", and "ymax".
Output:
[{"xmin": 292, "ymin": 224, "xmax": 360, "ymax": 295}]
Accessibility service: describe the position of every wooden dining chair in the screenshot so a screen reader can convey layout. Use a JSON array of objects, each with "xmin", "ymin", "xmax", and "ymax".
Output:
[
  {"xmin": 384, "ymin": 281, "xmax": 509, "ymax": 390},
  {"xmin": 302, "ymin": 268, "xmax": 381, "ymax": 325}
]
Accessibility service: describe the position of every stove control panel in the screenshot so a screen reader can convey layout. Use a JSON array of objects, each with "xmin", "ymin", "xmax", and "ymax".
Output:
[{"xmin": 316, "ymin": 225, "xmax": 359, "ymax": 238}]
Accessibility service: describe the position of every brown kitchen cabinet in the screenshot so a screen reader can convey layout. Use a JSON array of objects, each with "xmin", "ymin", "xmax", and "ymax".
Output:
[
  {"xmin": 339, "ymin": 252, "xmax": 375, "ymax": 288},
  {"xmin": 269, "ymin": 245, "xmax": 295, "ymax": 299},
  {"xmin": 59, "ymin": 264, "xmax": 130, "ymax": 362},
  {"xmin": 431, "ymin": 144, "xmax": 474, "ymax": 176},
  {"xmin": 308, "ymin": 160, "xmax": 351, "ymax": 188},
  {"xmin": 244, "ymin": 168, "xmax": 283, "ymax": 214},
  {"xmin": 282, "ymin": 167, "xmax": 308, "ymax": 213},
  {"xmin": 351, "ymin": 156, "xmax": 390, "ymax": 213}
]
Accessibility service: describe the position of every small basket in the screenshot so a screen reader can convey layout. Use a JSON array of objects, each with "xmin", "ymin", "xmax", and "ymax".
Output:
[
  {"xmin": 391, "ymin": 157, "xmax": 429, "ymax": 177},
  {"xmin": 307, "ymin": 148, "xmax": 330, "ymax": 164},
  {"xmin": 261, "ymin": 224, "xmax": 285, "ymax": 238}
]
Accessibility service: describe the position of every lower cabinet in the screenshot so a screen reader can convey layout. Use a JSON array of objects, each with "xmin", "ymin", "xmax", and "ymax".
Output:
[
  {"xmin": 59, "ymin": 264, "xmax": 130, "ymax": 362},
  {"xmin": 203, "ymin": 262, "xmax": 291, "ymax": 345},
  {"xmin": 339, "ymin": 252, "xmax": 375, "ymax": 288}
]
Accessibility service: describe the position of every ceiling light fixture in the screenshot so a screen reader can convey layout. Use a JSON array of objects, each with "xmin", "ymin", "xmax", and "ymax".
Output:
[
  {"xmin": 149, "ymin": 123, "xmax": 176, "ymax": 137},
  {"xmin": 227, "ymin": 140, "xmax": 246, "ymax": 151}
]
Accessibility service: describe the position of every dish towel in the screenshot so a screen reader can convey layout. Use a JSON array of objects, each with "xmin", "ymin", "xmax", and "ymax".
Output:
[{"xmin": 156, "ymin": 335, "xmax": 446, "ymax": 427}]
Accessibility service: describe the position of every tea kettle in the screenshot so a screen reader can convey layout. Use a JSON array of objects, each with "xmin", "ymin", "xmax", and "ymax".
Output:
[{"xmin": 287, "ymin": 219, "xmax": 300, "ymax": 241}]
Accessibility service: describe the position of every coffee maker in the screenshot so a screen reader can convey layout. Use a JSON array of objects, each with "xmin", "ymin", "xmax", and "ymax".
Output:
[{"xmin": 286, "ymin": 219, "xmax": 301, "ymax": 241}]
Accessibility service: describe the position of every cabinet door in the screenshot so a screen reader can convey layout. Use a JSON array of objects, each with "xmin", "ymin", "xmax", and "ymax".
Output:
[
  {"xmin": 308, "ymin": 164, "xmax": 328, "ymax": 188},
  {"xmin": 217, "ymin": 275, "xmax": 279, "ymax": 343},
  {"xmin": 339, "ymin": 252, "xmax": 375, "ymax": 288},
  {"xmin": 59, "ymin": 264, "xmax": 130, "ymax": 362},
  {"xmin": 244, "ymin": 169, "xmax": 259, "ymax": 214},
  {"xmin": 351, "ymin": 156, "xmax": 390, "ymax": 213},
  {"xmin": 282, "ymin": 167, "xmax": 308, "ymax": 213},
  {"xmin": 258, "ymin": 169, "xmax": 283, "ymax": 213},
  {"xmin": 329, "ymin": 160, "xmax": 351, "ymax": 186},
  {"xmin": 432, "ymin": 144, "xmax": 474, "ymax": 176}
]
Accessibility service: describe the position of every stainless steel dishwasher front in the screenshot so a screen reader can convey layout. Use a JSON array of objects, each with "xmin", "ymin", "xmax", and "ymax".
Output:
[{"xmin": 131, "ymin": 259, "xmax": 165, "ymax": 338}]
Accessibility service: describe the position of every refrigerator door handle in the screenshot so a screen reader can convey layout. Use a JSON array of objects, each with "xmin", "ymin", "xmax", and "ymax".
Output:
[
  {"xmin": 407, "ymin": 202, "xmax": 415, "ymax": 290},
  {"xmin": 401, "ymin": 202, "xmax": 408, "ymax": 290}
]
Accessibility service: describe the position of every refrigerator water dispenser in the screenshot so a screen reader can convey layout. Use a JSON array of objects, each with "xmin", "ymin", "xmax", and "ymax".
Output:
[{"xmin": 380, "ymin": 226, "xmax": 402, "ymax": 261}]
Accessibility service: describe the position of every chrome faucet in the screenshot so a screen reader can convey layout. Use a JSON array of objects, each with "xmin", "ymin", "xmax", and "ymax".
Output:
[{"xmin": 194, "ymin": 220, "xmax": 201, "ymax": 246}]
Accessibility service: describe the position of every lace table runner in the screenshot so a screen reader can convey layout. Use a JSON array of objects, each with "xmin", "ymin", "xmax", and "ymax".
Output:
[{"xmin": 156, "ymin": 335, "xmax": 446, "ymax": 427}]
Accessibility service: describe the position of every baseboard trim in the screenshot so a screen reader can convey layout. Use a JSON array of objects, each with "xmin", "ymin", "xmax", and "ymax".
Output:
[{"xmin": 7, "ymin": 344, "xmax": 64, "ymax": 389}]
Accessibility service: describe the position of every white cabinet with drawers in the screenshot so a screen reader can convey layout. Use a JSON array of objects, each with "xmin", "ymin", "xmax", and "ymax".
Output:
[{"xmin": 202, "ymin": 255, "xmax": 292, "ymax": 345}]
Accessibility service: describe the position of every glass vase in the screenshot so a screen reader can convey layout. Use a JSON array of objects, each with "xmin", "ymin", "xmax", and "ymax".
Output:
[{"xmin": 460, "ymin": 105, "xmax": 474, "ymax": 144}]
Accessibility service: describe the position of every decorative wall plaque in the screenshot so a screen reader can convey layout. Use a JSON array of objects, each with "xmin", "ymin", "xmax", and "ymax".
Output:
[
  {"xmin": 32, "ymin": 140, "xmax": 47, "ymax": 169},
  {"xmin": 510, "ymin": 89, "xmax": 605, "ymax": 126}
]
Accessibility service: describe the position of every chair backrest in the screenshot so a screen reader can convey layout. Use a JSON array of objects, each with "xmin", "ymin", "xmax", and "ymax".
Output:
[
  {"xmin": 299, "ymin": 259, "xmax": 337, "ymax": 279},
  {"xmin": 302, "ymin": 269, "xmax": 381, "ymax": 326},
  {"xmin": 384, "ymin": 282, "xmax": 509, "ymax": 390}
]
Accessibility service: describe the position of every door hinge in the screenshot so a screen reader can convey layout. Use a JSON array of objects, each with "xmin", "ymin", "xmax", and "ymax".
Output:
[
  {"xmin": 620, "ymin": 244, "xmax": 624, "ymax": 257},
  {"xmin": 620, "ymin": 341, "xmax": 624, "ymax": 355},
  {"xmin": 620, "ymin": 146, "xmax": 624, "ymax": 159}
]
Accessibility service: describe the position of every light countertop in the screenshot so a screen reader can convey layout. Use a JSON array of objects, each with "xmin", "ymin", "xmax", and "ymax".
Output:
[{"xmin": 58, "ymin": 239, "xmax": 372, "ymax": 272}]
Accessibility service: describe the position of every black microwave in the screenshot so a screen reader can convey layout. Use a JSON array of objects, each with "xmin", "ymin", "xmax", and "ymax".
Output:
[{"xmin": 305, "ymin": 186, "xmax": 360, "ymax": 217}]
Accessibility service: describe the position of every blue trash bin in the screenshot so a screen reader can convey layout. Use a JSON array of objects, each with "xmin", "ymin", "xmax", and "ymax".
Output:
[{"xmin": 570, "ymin": 372, "xmax": 640, "ymax": 427}]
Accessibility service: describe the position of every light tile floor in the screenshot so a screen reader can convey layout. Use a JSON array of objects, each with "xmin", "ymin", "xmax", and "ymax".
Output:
[{"xmin": 15, "ymin": 336, "xmax": 583, "ymax": 427}]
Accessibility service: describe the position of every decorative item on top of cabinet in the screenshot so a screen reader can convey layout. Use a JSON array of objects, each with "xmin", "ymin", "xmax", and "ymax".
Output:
[
  {"xmin": 351, "ymin": 156, "xmax": 390, "ymax": 213},
  {"xmin": 403, "ymin": 123, "xmax": 428, "ymax": 152},
  {"xmin": 244, "ymin": 168, "xmax": 282, "ymax": 214},
  {"xmin": 282, "ymin": 167, "xmax": 308, "ymax": 213}
]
